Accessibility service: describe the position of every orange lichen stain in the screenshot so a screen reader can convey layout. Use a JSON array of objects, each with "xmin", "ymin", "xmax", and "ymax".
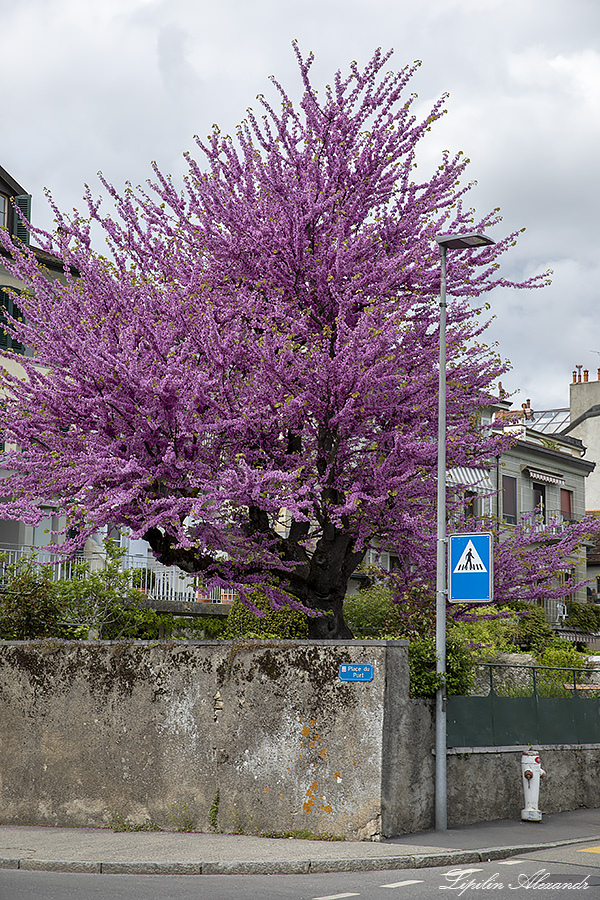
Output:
[
  {"xmin": 303, "ymin": 785, "xmax": 316, "ymax": 814},
  {"xmin": 353, "ymin": 760, "xmax": 357, "ymax": 766},
  {"xmin": 333, "ymin": 771, "xmax": 341, "ymax": 779},
  {"xmin": 287, "ymin": 766, "xmax": 291, "ymax": 771},
  {"xmin": 323, "ymin": 805, "xmax": 333, "ymax": 813},
  {"xmin": 319, "ymin": 748, "xmax": 328, "ymax": 759},
  {"xmin": 301, "ymin": 726, "xmax": 311, "ymax": 737},
  {"xmin": 310, "ymin": 781, "xmax": 318, "ymax": 792},
  {"xmin": 310, "ymin": 718, "xmax": 317, "ymax": 727},
  {"xmin": 263, "ymin": 787, "xmax": 270, "ymax": 791}
]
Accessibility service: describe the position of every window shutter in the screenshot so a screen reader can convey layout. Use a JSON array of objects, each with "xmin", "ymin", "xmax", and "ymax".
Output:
[
  {"xmin": 10, "ymin": 295, "xmax": 24, "ymax": 355},
  {"xmin": 12, "ymin": 194, "xmax": 32, "ymax": 245},
  {"xmin": 0, "ymin": 286, "xmax": 25, "ymax": 354},
  {"xmin": 0, "ymin": 289, "xmax": 9, "ymax": 349}
]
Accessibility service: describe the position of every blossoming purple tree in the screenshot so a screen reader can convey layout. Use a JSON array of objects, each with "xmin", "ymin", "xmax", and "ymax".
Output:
[{"xmin": 0, "ymin": 46, "xmax": 564, "ymax": 637}]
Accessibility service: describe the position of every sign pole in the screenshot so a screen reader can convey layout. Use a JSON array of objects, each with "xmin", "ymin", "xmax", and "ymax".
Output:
[
  {"xmin": 433, "ymin": 231, "xmax": 495, "ymax": 833},
  {"xmin": 435, "ymin": 243, "xmax": 448, "ymax": 832}
]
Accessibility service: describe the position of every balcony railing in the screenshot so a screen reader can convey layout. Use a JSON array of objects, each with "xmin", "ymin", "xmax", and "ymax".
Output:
[
  {"xmin": 520, "ymin": 508, "xmax": 578, "ymax": 536},
  {"xmin": 0, "ymin": 545, "xmax": 234, "ymax": 606}
]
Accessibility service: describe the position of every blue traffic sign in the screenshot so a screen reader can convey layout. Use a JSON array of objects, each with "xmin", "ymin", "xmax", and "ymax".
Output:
[
  {"xmin": 338, "ymin": 663, "xmax": 374, "ymax": 682},
  {"xmin": 448, "ymin": 532, "xmax": 493, "ymax": 603}
]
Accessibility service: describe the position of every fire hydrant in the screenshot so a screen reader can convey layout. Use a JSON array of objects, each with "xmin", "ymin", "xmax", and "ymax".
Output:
[{"xmin": 521, "ymin": 748, "xmax": 546, "ymax": 822}]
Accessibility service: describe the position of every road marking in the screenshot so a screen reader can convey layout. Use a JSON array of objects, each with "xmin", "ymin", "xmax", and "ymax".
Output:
[
  {"xmin": 578, "ymin": 845, "xmax": 600, "ymax": 853},
  {"xmin": 498, "ymin": 859, "xmax": 523, "ymax": 865},
  {"xmin": 312, "ymin": 894, "xmax": 361, "ymax": 900},
  {"xmin": 444, "ymin": 868, "xmax": 483, "ymax": 876},
  {"xmin": 380, "ymin": 879, "xmax": 424, "ymax": 888}
]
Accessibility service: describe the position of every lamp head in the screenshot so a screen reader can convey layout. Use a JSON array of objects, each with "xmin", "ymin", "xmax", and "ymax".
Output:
[{"xmin": 435, "ymin": 232, "xmax": 495, "ymax": 250}]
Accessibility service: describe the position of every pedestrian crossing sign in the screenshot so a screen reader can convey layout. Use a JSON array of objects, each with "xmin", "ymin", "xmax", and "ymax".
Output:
[{"xmin": 448, "ymin": 532, "xmax": 493, "ymax": 603}]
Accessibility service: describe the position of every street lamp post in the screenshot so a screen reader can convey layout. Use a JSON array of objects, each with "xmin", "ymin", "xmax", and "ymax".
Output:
[{"xmin": 433, "ymin": 232, "xmax": 495, "ymax": 831}]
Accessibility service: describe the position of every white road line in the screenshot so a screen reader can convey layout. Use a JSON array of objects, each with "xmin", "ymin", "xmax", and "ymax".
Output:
[
  {"xmin": 498, "ymin": 859, "xmax": 523, "ymax": 865},
  {"xmin": 312, "ymin": 894, "xmax": 361, "ymax": 900},
  {"xmin": 380, "ymin": 879, "xmax": 425, "ymax": 888},
  {"xmin": 444, "ymin": 867, "xmax": 483, "ymax": 876}
]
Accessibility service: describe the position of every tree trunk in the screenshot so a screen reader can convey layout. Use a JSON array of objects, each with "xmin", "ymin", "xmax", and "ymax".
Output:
[
  {"xmin": 298, "ymin": 533, "xmax": 361, "ymax": 640},
  {"xmin": 304, "ymin": 583, "xmax": 354, "ymax": 639},
  {"xmin": 144, "ymin": 525, "xmax": 361, "ymax": 640}
]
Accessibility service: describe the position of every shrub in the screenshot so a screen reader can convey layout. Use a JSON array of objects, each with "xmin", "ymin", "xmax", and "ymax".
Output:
[
  {"xmin": 504, "ymin": 601, "xmax": 555, "ymax": 654},
  {"xmin": 344, "ymin": 581, "xmax": 435, "ymax": 640},
  {"xmin": 565, "ymin": 601, "xmax": 600, "ymax": 634},
  {"xmin": 343, "ymin": 585, "xmax": 399, "ymax": 637},
  {"xmin": 0, "ymin": 555, "xmax": 65, "ymax": 639},
  {"xmin": 172, "ymin": 615, "xmax": 227, "ymax": 639},
  {"xmin": 54, "ymin": 539, "xmax": 147, "ymax": 638},
  {"xmin": 99, "ymin": 607, "xmax": 175, "ymax": 640},
  {"xmin": 409, "ymin": 635, "xmax": 475, "ymax": 698},
  {"xmin": 535, "ymin": 645, "xmax": 588, "ymax": 670},
  {"xmin": 448, "ymin": 605, "xmax": 520, "ymax": 659},
  {"xmin": 224, "ymin": 591, "xmax": 308, "ymax": 639}
]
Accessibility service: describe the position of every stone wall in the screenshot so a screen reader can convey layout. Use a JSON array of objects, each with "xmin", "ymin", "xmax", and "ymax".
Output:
[
  {"xmin": 0, "ymin": 639, "xmax": 432, "ymax": 840},
  {"xmin": 0, "ymin": 639, "xmax": 598, "ymax": 839},
  {"xmin": 448, "ymin": 744, "xmax": 600, "ymax": 825}
]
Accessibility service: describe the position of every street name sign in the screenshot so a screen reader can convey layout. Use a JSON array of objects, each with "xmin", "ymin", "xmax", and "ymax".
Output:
[
  {"xmin": 338, "ymin": 663, "xmax": 374, "ymax": 682},
  {"xmin": 448, "ymin": 532, "xmax": 493, "ymax": 603}
]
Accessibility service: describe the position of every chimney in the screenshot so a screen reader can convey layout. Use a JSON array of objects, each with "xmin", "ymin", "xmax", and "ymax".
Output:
[
  {"xmin": 577, "ymin": 364, "xmax": 583, "ymax": 383},
  {"xmin": 526, "ymin": 399, "xmax": 531, "ymax": 408},
  {"xmin": 597, "ymin": 368, "xmax": 600, "ymax": 381},
  {"xmin": 573, "ymin": 371, "xmax": 577, "ymax": 383},
  {"xmin": 584, "ymin": 369, "xmax": 589, "ymax": 383}
]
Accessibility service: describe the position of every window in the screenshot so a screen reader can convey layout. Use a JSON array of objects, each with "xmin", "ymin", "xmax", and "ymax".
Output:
[
  {"xmin": 0, "ymin": 194, "xmax": 6, "ymax": 229},
  {"xmin": 0, "ymin": 287, "xmax": 25, "ymax": 354},
  {"xmin": 560, "ymin": 488, "xmax": 573, "ymax": 523},
  {"xmin": 559, "ymin": 570, "xmax": 573, "ymax": 604},
  {"xmin": 465, "ymin": 490, "xmax": 477, "ymax": 518},
  {"xmin": 532, "ymin": 482, "xmax": 546, "ymax": 522},
  {"xmin": 502, "ymin": 475, "xmax": 517, "ymax": 524}
]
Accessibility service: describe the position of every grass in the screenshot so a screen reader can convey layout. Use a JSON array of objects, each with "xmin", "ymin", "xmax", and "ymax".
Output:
[{"xmin": 260, "ymin": 829, "xmax": 346, "ymax": 841}]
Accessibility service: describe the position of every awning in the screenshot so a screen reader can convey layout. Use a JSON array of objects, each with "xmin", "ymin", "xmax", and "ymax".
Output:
[
  {"xmin": 446, "ymin": 467, "xmax": 494, "ymax": 493},
  {"xmin": 555, "ymin": 628, "xmax": 599, "ymax": 644},
  {"xmin": 526, "ymin": 468, "xmax": 565, "ymax": 486}
]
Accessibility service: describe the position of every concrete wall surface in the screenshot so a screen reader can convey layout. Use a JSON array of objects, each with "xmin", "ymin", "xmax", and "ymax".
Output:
[
  {"xmin": 0, "ymin": 640, "xmax": 597, "ymax": 839},
  {"xmin": 448, "ymin": 744, "xmax": 600, "ymax": 826},
  {"xmin": 0, "ymin": 639, "xmax": 432, "ymax": 840}
]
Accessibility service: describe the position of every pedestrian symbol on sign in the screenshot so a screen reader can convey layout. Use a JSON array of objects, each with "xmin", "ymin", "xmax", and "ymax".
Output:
[{"xmin": 453, "ymin": 539, "xmax": 487, "ymax": 574}]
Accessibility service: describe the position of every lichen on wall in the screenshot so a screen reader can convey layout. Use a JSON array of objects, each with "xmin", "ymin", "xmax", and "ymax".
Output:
[{"xmin": 0, "ymin": 639, "xmax": 420, "ymax": 839}]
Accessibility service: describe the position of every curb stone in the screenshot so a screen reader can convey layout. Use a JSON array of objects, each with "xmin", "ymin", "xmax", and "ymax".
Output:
[
  {"xmin": 101, "ymin": 861, "xmax": 203, "ymax": 875},
  {"xmin": 1, "ymin": 834, "xmax": 600, "ymax": 876},
  {"xmin": 19, "ymin": 859, "xmax": 101, "ymax": 874}
]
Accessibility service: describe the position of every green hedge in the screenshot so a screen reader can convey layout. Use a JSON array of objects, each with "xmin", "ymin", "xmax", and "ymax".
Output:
[{"xmin": 224, "ymin": 592, "xmax": 308, "ymax": 639}]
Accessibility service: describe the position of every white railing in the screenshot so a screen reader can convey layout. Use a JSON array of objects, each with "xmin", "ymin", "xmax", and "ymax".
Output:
[
  {"xmin": 0, "ymin": 545, "xmax": 234, "ymax": 605},
  {"xmin": 520, "ymin": 509, "xmax": 576, "ymax": 537}
]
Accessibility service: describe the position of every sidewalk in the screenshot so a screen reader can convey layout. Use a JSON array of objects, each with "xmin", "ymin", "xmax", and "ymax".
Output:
[{"xmin": 1, "ymin": 807, "xmax": 600, "ymax": 876}]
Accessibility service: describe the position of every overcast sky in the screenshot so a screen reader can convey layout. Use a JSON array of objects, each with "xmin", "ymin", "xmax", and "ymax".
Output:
[{"xmin": 2, "ymin": 0, "xmax": 598, "ymax": 412}]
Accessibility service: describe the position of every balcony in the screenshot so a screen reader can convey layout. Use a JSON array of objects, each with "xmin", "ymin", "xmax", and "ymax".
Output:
[
  {"xmin": 519, "ymin": 508, "xmax": 578, "ymax": 537},
  {"xmin": 0, "ymin": 545, "xmax": 234, "ymax": 606}
]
